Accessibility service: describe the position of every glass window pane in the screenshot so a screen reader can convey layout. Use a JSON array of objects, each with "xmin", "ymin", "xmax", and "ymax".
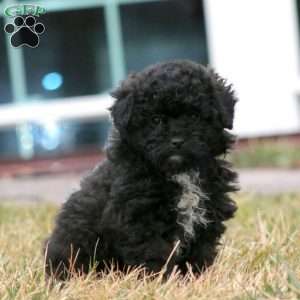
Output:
[
  {"xmin": 0, "ymin": 18, "xmax": 13, "ymax": 104},
  {"xmin": 0, "ymin": 119, "xmax": 111, "ymax": 161},
  {"xmin": 0, "ymin": 128, "xmax": 19, "ymax": 160},
  {"xmin": 30, "ymin": 119, "xmax": 111, "ymax": 158},
  {"xmin": 120, "ymin": 0, "xmax": 209, "ymax": 73},
  {"xmin": 23, "ymin": 8, "xmax": 111, "ymax": 100}
]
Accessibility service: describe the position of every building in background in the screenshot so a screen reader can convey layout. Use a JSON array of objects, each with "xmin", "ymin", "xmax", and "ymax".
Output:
[{"xmin": 0, "ymin": 0, "xmax": 300, "ymax": 163}]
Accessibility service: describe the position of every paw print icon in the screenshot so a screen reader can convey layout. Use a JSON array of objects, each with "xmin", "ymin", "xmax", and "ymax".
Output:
[{"xmin": 4, "ymin": 16, "xmax": 45, "ymax": 48}]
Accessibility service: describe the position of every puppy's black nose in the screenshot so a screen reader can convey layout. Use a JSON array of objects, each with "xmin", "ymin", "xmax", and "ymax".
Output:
[{"xmin": 171, "ymin": 137, "xmax": 184, "ymax": 148}]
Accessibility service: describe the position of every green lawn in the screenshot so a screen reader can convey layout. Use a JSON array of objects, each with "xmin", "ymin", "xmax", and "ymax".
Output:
[
  {"xmin": 231, "ymin": 141, "xmax": 300, "ymax": 168},
  {"xmin": 0, "ymin": 194, "xmax": 299, "ymax": 299}
]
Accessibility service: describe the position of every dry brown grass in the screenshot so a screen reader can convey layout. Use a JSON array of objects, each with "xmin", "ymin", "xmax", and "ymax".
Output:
[{"xmin": 0, "ymin": 193, "xmax": 299, "ymax": 300}]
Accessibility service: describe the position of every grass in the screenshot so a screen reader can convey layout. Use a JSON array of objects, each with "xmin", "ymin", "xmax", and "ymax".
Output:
[
  {"xmin": 0, "ymin": 194, "xmax": 300, "ymax": 299},
  {"xmin": 230, "ymin": 141, "xmax": 300, "ymax": 168}
]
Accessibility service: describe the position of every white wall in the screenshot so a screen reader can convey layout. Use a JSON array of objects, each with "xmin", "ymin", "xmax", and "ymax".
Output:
[{"xmin": 204, "ymin": 0, "xmax": 300, "ymax": 137}]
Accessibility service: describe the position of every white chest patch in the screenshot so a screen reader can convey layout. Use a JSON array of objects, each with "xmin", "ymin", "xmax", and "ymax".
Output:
[{"xmin": 172, "ymin": 172, "xmax": 209, "ymax": 241}]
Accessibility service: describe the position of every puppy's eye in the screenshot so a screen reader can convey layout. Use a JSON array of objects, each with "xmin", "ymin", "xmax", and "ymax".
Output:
[
  {"xmin": 152, "ymin": 115, "xmax": 162, "ymax": 125},
  {"xmin": 191, "ymin": 113, "xmax": 199, "ymax": 120}
]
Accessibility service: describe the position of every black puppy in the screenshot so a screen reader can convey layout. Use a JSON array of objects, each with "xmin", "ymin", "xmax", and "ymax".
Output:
[{"xmin": 44, "ymin": 60, "xmax": 238, "ymax": 279}]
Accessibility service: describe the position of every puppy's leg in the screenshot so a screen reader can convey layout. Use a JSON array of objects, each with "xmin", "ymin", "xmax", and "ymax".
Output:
[
  {"xmin": 185, "ymin": 225, "xmax": 225, "ymax": 275},
  {"xmin": 123, "ymin": 238, "xmax": 176, "ymax": 275},
  {"xmin": 100, "ymin": 192, "xmax": 179, "ymax": 277},
  {"xmin": 187, "ymin": 241, "xmax": 218, "ymax": 274},
  {"xmin": 108, "ymin": 225, "xmax": 178, "ymax": 277},
  {"xmin": 44, "ymin": 191, "xmax": 103, "ymax": 280}
]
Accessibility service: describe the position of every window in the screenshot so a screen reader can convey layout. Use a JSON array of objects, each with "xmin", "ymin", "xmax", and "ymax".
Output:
[
  {"xmin": 0, "ymin": 0, "xmax": 210, "ymax": 162},
  {"xmin": 120, "ymin": 0, "xmax": 209, "ymax": 73},
  {"xmin": 31, "ymin": 119, "xmax": 111, "ymax": 157},
  {"xmin": 24, "ymin": 8, "xmax": 111, "ymax": 100}
]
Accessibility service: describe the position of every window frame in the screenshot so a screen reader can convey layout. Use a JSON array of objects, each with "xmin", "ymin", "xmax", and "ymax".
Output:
[{"xmin": 0, "ymin": 0, "xmax": 208, "ymax": 159}]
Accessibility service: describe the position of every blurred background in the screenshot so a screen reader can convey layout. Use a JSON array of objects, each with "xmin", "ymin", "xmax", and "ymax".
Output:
[{"xmin": 0, "ymin": 0, "xmax": 300, "ymax": 201}]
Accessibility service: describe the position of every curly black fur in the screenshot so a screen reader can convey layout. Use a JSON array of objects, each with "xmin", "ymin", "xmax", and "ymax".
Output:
[{"xmin": 44, "ymin": 60, "xmax": 239, "ymax": 279}]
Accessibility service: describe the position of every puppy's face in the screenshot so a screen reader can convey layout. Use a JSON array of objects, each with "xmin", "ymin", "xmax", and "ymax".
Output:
[
  {"xmin": 123, "ymin": 101, "xmax": 224, "ymax": 174},
  {"xmin": 111, "ymin": 61, "xmax": 237, "ymax": 175}
]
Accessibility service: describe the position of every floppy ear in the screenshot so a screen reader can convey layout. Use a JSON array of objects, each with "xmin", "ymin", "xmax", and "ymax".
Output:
[
  {"xmin": 209, "ymin": 69, "xmax": 237, "ymax": 129},
  {"xmin": 110, "ymin": 87, "xmax": 134, "ymax": 133}
]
